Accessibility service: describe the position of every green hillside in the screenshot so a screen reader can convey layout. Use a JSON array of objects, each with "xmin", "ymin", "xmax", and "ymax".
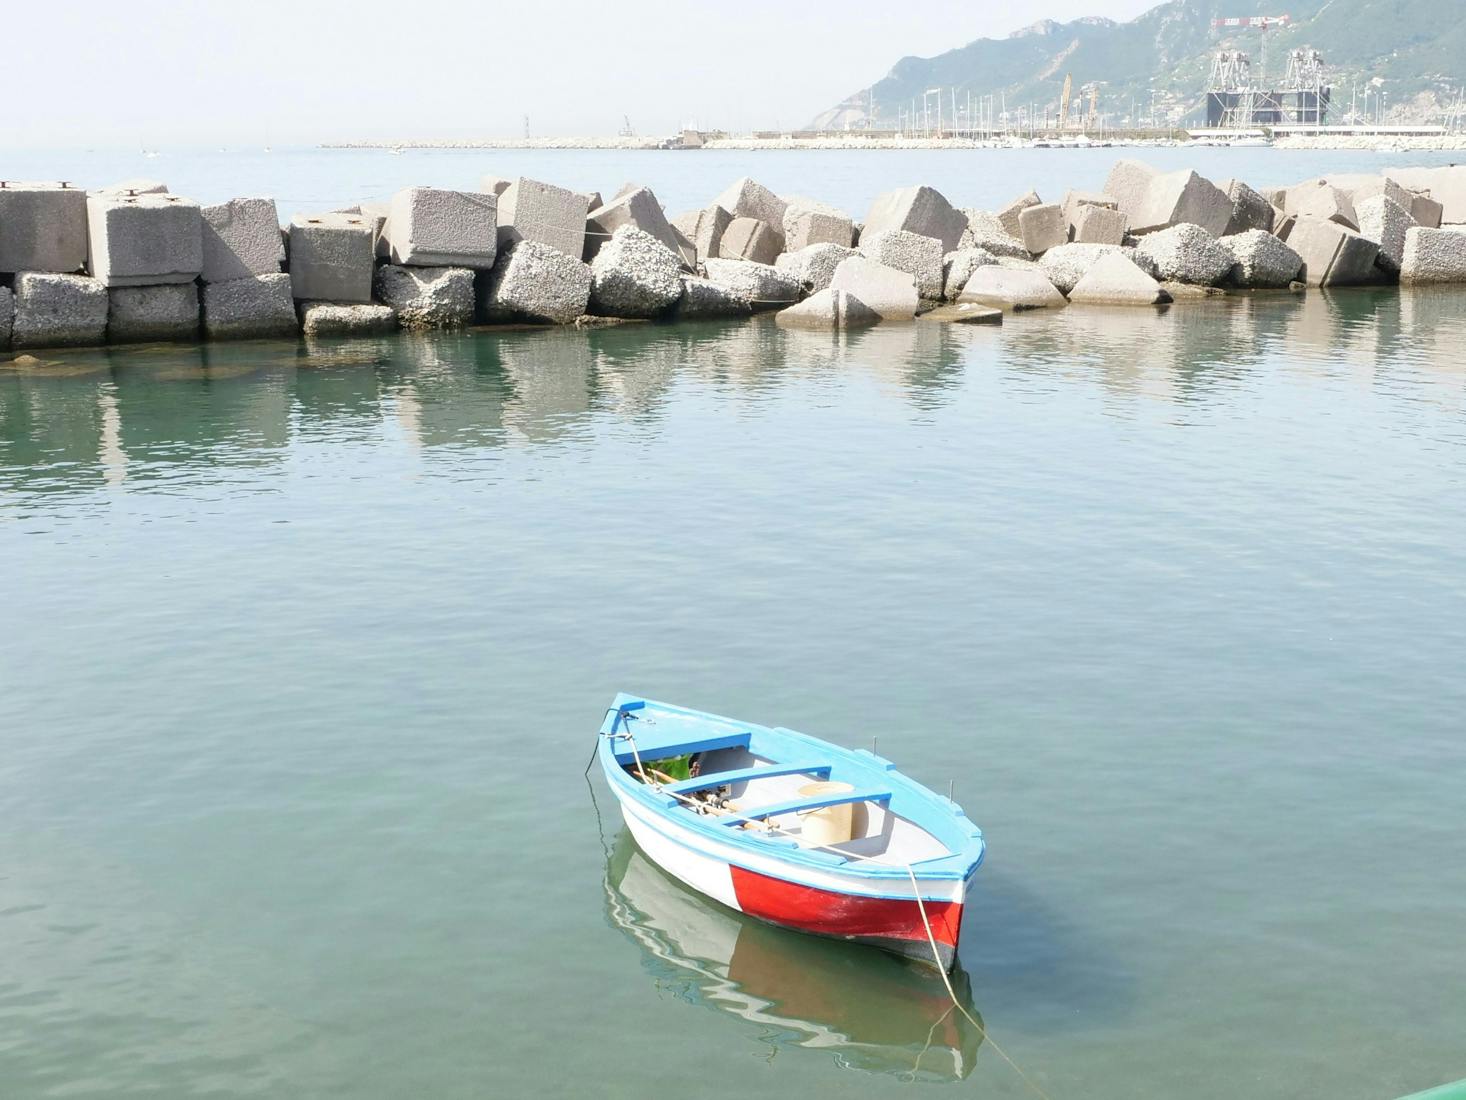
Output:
[{"xmin": 809, "ymin": 0, "xmax": 1466, "ymax": 130}]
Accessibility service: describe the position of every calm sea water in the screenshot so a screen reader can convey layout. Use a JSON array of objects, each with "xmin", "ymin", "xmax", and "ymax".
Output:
[{"xmin": 4, "ymin": 150, "xmax": 1466, "ymax": 1099}]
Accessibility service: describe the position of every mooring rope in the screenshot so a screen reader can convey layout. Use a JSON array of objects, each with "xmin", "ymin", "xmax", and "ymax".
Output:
[{"xmin": 592, "ymin": 721, "xmax": 1058, "ymax": 1100}]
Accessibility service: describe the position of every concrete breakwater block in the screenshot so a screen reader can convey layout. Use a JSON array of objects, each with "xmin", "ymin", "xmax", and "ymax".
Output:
[
  {"xmin": 919, "ymin": 301, "xmax": 1003, "ymax": 325},
  {"xmin": 586, "ymin": 186, "xmax": 682, "ymax": 262},
  {"xmin": 1039, "ymin": 243, "xmax": 1123, "ymax": 295},
  {"xmin": 863, "ymin": 186, "xmax": 967, "ymax": 253},
  {"xmin": 1409, "ymin": 192, "xmax": 1444, "ymax": 230},
  {"xmin": 1400, "ymin": 227, "xmax": 1466, "ymax": 284},
  {"xmin": 11, "ymin": 272, "xmax": 108, "ymax": 348},
  {"xmin": 774, "ymin": 288, "xmax": 880, "ymax": 329},
  {"xmin": 702, "ymin": 258, "xmax": 800, "ymax": 311},
  {"xmin": 201, "ymin": 197, "xmax": 285, "ymax": 282},
  {"xmin": 1132, "ymin": 169, "xmax": 1231, "ymax": 238},
  {"xmin": 957, "ymin": 266, "xmax": 1065, "ymax": 311},
  {"xmin": 86, "ymin": 193, "xmax": 202, "ymax": 287},
  {"xmin": 1060, "ymin": 190, "xmax": 1116, "ymax": 232},
  {"xmin": 1284, "ymin": 215, "xmax": 1381, "ymax": 287},
  {"xmin": 288, "ymin": 214, "xmax": 375, "ymax": 303},
  {"xmin": 482, "ymin": 240, "xmax": 592, "ymax": 324},
  {"xmin": 1355, "ymin": 194, "xmax": 1416, "ymax": 273},
  {"xmin": 782, "ymin": 199, "xmax": 853, "ymax": 251},
  {"xmin": 298, "ymin": 302, "xmax": 398, "ymax": 337},
  {"xmin": 480, "ymin": 176, "xmax": 513, "ymax": 198},
  {"xmin": 996, "ymin": 190, "xmax": 1041, "ymax": 238},
  {"xmin": 713, "ymin": 178, "xmax": 788, "ymax": 250},
  {"xmin": 860, "ymin": 229, "xmax": 943, "ymax": 300},
  {"xmin": 1067, "ymin": 252, "xmax": 1170, "ymax": 306},
  {"xmin": 588, "ymin": 226, "xmax": 683, "ymax": 318},
  {"xmin": 959, "ymin": 211, "xmax": 1030, "ymax": 259},
  {"xmin": 1219, "ymin": 230, "xmax": 1303, "ymax": 289},
  {"xmin": 0, "ymin": 182, "xmax": 89, "ymax": 274},
  {"xmin": 1388, "ymin": 166, "xmax": 1466, "ymax": 224},
  {"xmin": 942, "ymin": 247, "xmax": 998, "ymax": 300},
  {"xmin": 718, "ymin": 217, "xmax": 781, "ymax": 265},
  {"xmin": 373, "ymin": 265, "xmax": 475, "ymax": 329},
  {"xmin": 1018, "ymin": 203, "xmax": 1067, "ymax": 255},
  {"xmin": 1291, "ymin": 182, "xmax": 1359, "ymax": 231},
  {"xmin": 0, "ymin": 286, "xmax": 12, "ymax": 350},
  {"xmin": 774, "ymin": 243, "xmax": 858, "ymax": 294},
  {"xmin": 384, "ymin": 187, "xmax": 497, "ymax": 269},
  {"xmin": 93, "ymin": 179, "xmax": 168, "ymax": 197},
  {"xmin": 1071, "ymin": 204, "xmax": 1126, "ymax": 245},
  {"xmin": 107, "ymin": 284, "xmax": 199, "ymax": 343},
  {"xmin": 672, "ymin": 275, "xmax": 753, "ymax": 320},
  {"xmin": 1103, "ymin": 160, "xmax": 1160, "ymax": 223},
  {"xmin": 201, "ymin": 274, "xmax": 299, "ymax": 340},
  {"xmin": 1221, "ymin": 179, "xmax": 1275, "ymax": 236},
  {"xmin": 670, "ymin": 205, "xmax": 732, "ymax": 265},
  {"xmin": 827, "ymin": 256, "xmax": 918, "ymax": 321},
  {"xmin": 497, "ymin": 177, "xmax": 589, "ymax": 260},
  {"xmin": 1133, "ymin": 224, "xmax": 1233, "ymax": 286}
]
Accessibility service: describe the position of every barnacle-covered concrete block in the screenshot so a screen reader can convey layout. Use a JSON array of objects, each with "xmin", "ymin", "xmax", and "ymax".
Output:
[
  {"xmin": 383, "ymin": 187, "xmax": 497, "ymax": 269},
  {"xmin": 672, "ymin": 275, "xmax": 753, "ymax": 320},
  {"xmin": 482, "ymin": 240, "xmax": 592, "ymax": 324},
  {"xmin": 588, "ymin": 226, "xmax": 683, "ymax": 318},
  {"xmin": 11, "ymin": 272, "xmax": 108, "ymax": 348},
  {"xmin": 1355, "ymin": 194, "xmax": 1416, "ymax": 273},
  {"xmin": 373, "ymin": 265, "xmax": 475, "ymax": 329},
  {"xmin": 941, "ymin": 248, "xmax": 999, "ymax": 300},
  {"xmin": 586, "ymin": 186, "xmax": 682, "ymax": 262},
  {"xmin": 774, "ymin": 243, "xmax": 859, "ymax": 294},
  {"xmin": 1038, "ymin": 243, "xmax": 1124, "ymax": 295},
  {"xmin": 1133, "ymin": 223, "xmax": 1233, "ymax": 286},
  {"xmin": 1219, "ymin": 230, "xmax": 1303, "ymax": 288},
  {"xmin": 1400, "ymin": 226, "xmax": 1466, "ymax": 284},
  {"xmin": 497, "ymin": 177, "xmax": 589, "ymax": 260},
  {"xmin": 1018, "ymin": 203, "xmax": 1067, "ymax": 255},
  {"xmin": 702, "ymin": 258, "xmax": 800, "ymax": 311},
  {"xmin": 298, "ymin": 302, "xmax": 399, "ymax": 337},
  {"xmin": 774, "ymin": 288, "xmax": 881, "ymax": 329},
  {"xmin": 717, "ymin": 217, "xmax": 782, "ymax": 265},
  {"xmin": 0, "ymin": 182, "xmax": 88, "ymax": 274},
  {"xmin": 827, "ymin": 256, "xmax": 918, "ymax": 320},
  {"xmin": 107, "ymin": 284, "xmax": 199, "ymax": 343},
  {"xmin": 287, "ymin": 213, "xmax": 375, "ymax": 303},
  {"xmin": 957, "ymin": 266, "xmax": 1065, "ymax": 311},
  {"xmin": 1067, "ymin": 252, "xmax": 1170, "ymax": 306},
  {"xmin": 860, "ymin": 228, "xmax": 944, "ymax": 300},
  {"xmin": 958, "ymin": 210, "xmax": 1030, "ymax": 258},
  {"xmin": 201, "ymin": 197, "xmax": 286, "ymax": 282},
  {"xmin": 85, "ymin": 193, "xmax": 202, "ymax": 287},
  {"xmin": 201, "ymin": 274, "xmax": 299, "ymax": 340},
  {"xmin": 862, "ymin": 186, "xmax": 967, "ymax": 252}
]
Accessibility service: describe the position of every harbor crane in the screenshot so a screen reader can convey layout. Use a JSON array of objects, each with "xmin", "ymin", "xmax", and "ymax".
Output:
[
  {"xmin": 1213, "ymin": 14, "xmax": 1291, "ymax": 84},
  {"xmin": 1060, "ymin": 74, "xmax": 1073, "ymax": 129}
]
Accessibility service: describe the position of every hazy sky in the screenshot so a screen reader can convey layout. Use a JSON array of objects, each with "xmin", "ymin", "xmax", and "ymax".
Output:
[{"xmin": 9, "ymin": 1, "xmax": 1163, "ymax": 147}]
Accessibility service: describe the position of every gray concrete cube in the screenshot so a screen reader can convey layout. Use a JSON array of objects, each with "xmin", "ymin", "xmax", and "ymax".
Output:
[
  {"xmin": 860, "ymin": 229, "xmax": 944, "ymax": 299},
  {"xmin": 1356, "ymin": 194, "xmax": 1416, "ymax": 273},
  {"xmin": 828, "ymin": 256, "xmax": 919, "ymax": 320},
  {"xmin": 1018, "ymin": 203, "xmax": 1067, "ymax": 255},
  {"xmin": 1060, "ymin": 190, "xmax": 1116, "ymax": 232},
  {"xmin": 1134, "ymin": 224, "xmax": 1233, "ymax": 286},
  {"xmin": 0, "ymin": 285, "xmax": 12, "ymax": 350},
  {"xmin": 1133, "ymin": 170, "xmax": 1231, "ymax": 237},
  {"xmin": 941, "ymin": 248, "xmax": 999, "ymax": 300},
  {"xmin": 862, "ymin": 186, "xmax": 967, "ymax": 252},
  {"xmin": 497, "ymin": 177, "xmax": 588, "ymax": 260},
  {"xmin": 107, "ymin": 284, "xmax": 199, "ymax": 343},
  {"xmin": 384, "ymin": 187, "xmax": 497, "ymax": 269},
  {"xmin": 201, "ymin": 274, "xmax": 299, "ymax": 340},
  {"xmin": 1103, "ymin": 160, "xmax": 1161, "ymax": 223},
  {"xmin": 11, "ymin": 272, "xmax": 108, "ymax": 348},
  {"xmin": 288, "ymin": 213, "xmax": 375, "ymax": 303},
  {"xmin": 201, "ymin": 197, "xmax": 285, "ymax": 282},
  {"xmin": 718, "ymin": 217, "xmax": 782, "ymax": 265},
  {"xmin": 482, "ymin": 240, "xmax": 593, "ymax": 324},
  {"xmin": 586, "ymin": 187, "xmax": 681, "ymax": 262},
  {"xmin": 1219, "ymin": 230, "xmax": 1303, "ymax": 288},
  {"xmin": 958, "ymin": 210, "xmax": 1031, "ymax": 258},
  {"xmin": 1400, "ymin": 227, "xmax": 1466, "ymax": 284},
  {"xmin": 702, "ymin": 258, "xmax": 800, "ymax": 311},
  {"xmin": 1039, "ymin": 243, "xmax": 1124, "ymax": 295},
  {"xmin": 0, "ymin": 182, "xmax": 89, "ymax": 274},
  {"xmin": 1390, "ymin": 166, "xmax": 1466, "ymax": 224},
  {"xmin": 997, "ymin": 190, "xmax": 1041, "ymax": 238},
  {"xmin": 958, "ymin": 267, "xmax": 1066, "ymax": 311},
  {"xmin": 298, "ymin": 302, "xmax": 399, "ymax": 337},
  {"xmin": 1410, "ymin": 192, "xmax": 1444, "ymax": 229},
  {"xmin": 1221, "ymin": 179, "xmax": 1275, "ymax": 235},
  {"xmin": 672, "ymin": 275, "xmax": 753, "ymax": 320},
  {"xmin": 775, "ymin": 288, "xmax": 880, "ymax": 329},
  {"xmin": 1067, "ymin": 252, "xmax": 1169, "ymax": 306},
  {"xmin": 670, "ymin": 205, "xmax": 732, "ymax": 265},
  {"xmin": 782, "ymin": 200, "xmax": 853, "ymax": 251},
  {"xmin": 774, "ymin": 243, "xmax": 859, "ymax": 294},
  {"xmin": 373, "ymin": 265, "xmax": 475, "ymax": 329},
  {"xmin": 1284, "ymin": 215, "xmax": 1381, "ymax": 287},
  {"xmin": 712, "ymin": 178, "xmax": 788, "ymax": 249},
  {"xmin": 86, "ymin": 193, "xmax": 202, "ymax": 287},
  {"xmin": 1072, "ymin": 204, "xmax": 1127, "ymax": 245}
]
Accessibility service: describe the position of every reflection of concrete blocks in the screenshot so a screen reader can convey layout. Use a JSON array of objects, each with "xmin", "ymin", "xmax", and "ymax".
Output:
[
  {"xmin": 1285, "ymin": 215, "xmax": 1381, "ymax": 286},
  {"xmin": 1018, "ymin": 203, "xmax": 1068, "ymax": 254},
  {"xmin": 774, "ymin": 243, "xmax": 859, "ymax": 294},
  {"xmin": 201, "ymin": 274, "xmax": 300, "ymax": 340},
  {"xmin": 863, "ymin": 186, "xmax": 967, "ymax": 252},
  {"xmin": 299, "ymin": 302, "xmax": 398, "ymax": 337},
  {"xmin": 1400, "ymin": 227, "xmax": 1466, "ymax": 284},
  {"xmin": 288, "ymin": 214, "xmax": 375, "ymax": 302},
  {"xmin": 1103, "ymin": 160, "xmax": 1160, "ymax": 223},
  {"xmin": 586, "ymin": 187, "xmax": 681, "ymax": 261},
  {"xmin": 828, "ymin": 256, "xmax": 918, "ymax": 320},
  {"xmin": 384, "ymin": 187, "xmax": 497, "ymax": 268},
  {"xmin": 107, "ymin": 284, "xmax": 199, "ymax": 343},
  {"xmin": 1071, "ymin": 204, "xmax": 1127, "ymax": 245},
  {"xmin": 718, "ymin": 217, "xmax": 782, "ymax": 264},
  {"xmin": 482, "ymin": 240, "xmax": 592, "ymax": 324},
  {"xmin": 201, "ymin": 197, "xmax": 286, "ymax": 282},
  {"xmin": 670, "ymin": 205, "xmax": 732, "ymax": 264},
  {"xmin": 1219, "ymin": 230, "xmax": 1302, "ymax": 288},
  {"xmin": 0, "ymin": 182, "xmax": 89, "ymax": 274},
  {"xmin": 86, "ymin": 193, "xmax": 203, "ymax": 286},
  {"xmin": 373, "ymin": 265, "xmax": 476, "ymax": 328},
  {"xmin": 1133, "ymin": 170, "xmax": 1230, "ymax": 237},
  {"xmin": 1356, "ymin": 195, "xmax": 1416, "ymax": 273},
  {"xmin": 588, "ymin": 226, "xmax": 683, "ymax": 318},
  {"xmin": 860, "ymin": 229, "xmax": 944, "ymax": 299},
  {"xmin": 702, "ymin": 258, "xmax": 800, "ymax": 311},
  {"xmin": 11, "ymin": 272, "xmax": 108, "ymax": 348},
  {"xmin": 1221, "ymin": 179, "xmax": 1275, "ymax": 235},
  {"xmin": 497, "ymin": 177, "xmax": 589, "ymax": 259},
  {"xmin": 997, "ymin": 190, "xmax": 1041, "ymax": 238}
]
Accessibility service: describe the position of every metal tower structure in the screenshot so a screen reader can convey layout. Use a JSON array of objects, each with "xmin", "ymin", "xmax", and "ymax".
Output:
[
  {"xmin": 1206, "ymin": 50, "xmax": 1254, "ymax": 128},
  {"xmin": 1213, "ymin": 15, "xmax": 1291, "ymax": 85},
  {"xmin": 1280, "ymin": 48, "xmax": 1329, "ymax": 125}
]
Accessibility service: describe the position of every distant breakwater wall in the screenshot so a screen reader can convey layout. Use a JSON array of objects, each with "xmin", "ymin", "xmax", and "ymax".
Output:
[{"xmin": 3, "ymin": 161, "xmax": 1466, "ymax": 358}]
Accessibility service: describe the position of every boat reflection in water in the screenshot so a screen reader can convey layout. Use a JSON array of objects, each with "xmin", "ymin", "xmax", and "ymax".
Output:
[{"xmin": 603, "ymin": 835, "xmax": 984, "ymax": 1082}]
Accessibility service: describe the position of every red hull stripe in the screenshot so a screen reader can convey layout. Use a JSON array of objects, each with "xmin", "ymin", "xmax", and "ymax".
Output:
[{"xmin": 729, "ymin": 866, "xmax": 961, "ymax": 949}]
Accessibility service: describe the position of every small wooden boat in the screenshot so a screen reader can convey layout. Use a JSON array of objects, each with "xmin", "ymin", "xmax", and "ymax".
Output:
[{"xmin": 597, "ymin": 694, "xmax": 986, "ymax": 969}]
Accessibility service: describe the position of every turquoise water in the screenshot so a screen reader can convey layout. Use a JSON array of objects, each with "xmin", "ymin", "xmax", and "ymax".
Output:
[{"xmin": 4, "ymin": 287, "xmax": 1465, "ymax": 1098}]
